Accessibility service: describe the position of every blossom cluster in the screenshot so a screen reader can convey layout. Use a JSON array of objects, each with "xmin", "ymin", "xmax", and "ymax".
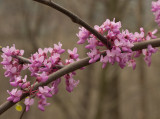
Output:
[
  {"xmin": 77, "ymin": 19, "xmax": 158, "ymax": 69},
  {"xmin": 1, "ymin": 44, "xmax": 27, "ymax": 82},
  {"xmin": 1, "ymin": 43, "xmax": 79, "ymax": 111},
  {"xmin": 152, "ymin": 0, "xmax": 160, "ymax": 26}
]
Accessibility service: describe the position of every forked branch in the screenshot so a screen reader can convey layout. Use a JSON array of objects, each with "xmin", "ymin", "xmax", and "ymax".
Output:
[{"xmin": 1, "ymin": 0, "xmax": 160, "ymax": 115}]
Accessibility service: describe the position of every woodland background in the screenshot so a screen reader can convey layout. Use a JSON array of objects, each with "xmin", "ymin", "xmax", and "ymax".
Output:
[{"xmin": 0, "ymin": 0, "xmax": 160, "ymax": 119}]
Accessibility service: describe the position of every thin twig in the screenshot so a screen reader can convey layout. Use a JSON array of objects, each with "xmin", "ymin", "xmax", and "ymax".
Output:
[
  {"xmin": 0, "ymin": 48, "xmax": 31, "ymax": 64},
  {"xmin": 20, "ymin": 105, "xmax": 26, "ymax": 119},
  {"xmin": 33, "ymin": 0, "xmax": 111, "ymax": 47},
  {"xmin": 0, "ymin": 48, "xmax": 63, "ymax": 69}
]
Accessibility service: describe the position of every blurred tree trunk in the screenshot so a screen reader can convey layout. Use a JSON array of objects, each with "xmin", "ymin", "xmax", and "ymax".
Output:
[
  {"xmin": 105, "ymin": 68, "xmax": 120, "ymax": 119},
  {"xmin": 94, "ymin": 67, "xmax": 108, "ymax": 119},
  {"xmin": 94, "ymin": 67, "xmax": 120, "ymax": 119},
  {"xmin": 54, "ymin": 96, "xmax": 73, "ymax": 119},
  {"xmin": 137, "ymin": 0, "xmax": 148, "ymax": 119}
]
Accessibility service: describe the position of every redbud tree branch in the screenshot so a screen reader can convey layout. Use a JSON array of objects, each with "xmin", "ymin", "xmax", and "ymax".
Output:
[
  {"xmin": 33, "ymin": 0, "xmax": 111, "ymax": 46},
  {"xmin": 0, "ymin": 38, "xmax": 160, "ymax": 115},
  {"xmin": 132, "ymin": 38, "xmax": 160, "ymax": 51},
  {"xmin": 1, "ymin": 0, "xmax": 160, "ymax": 115}
]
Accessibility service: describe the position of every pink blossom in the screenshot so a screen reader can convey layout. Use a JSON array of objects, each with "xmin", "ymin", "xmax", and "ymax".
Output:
[
  {"xmin": 87, "ymin": 48, "xmax": 100, "ymax": 63},
  {"xmin": 37, "ymin": 72, "xmax": 48, "ymax": 82},
  {"xmin": 38, "ymin": 86, "xmax": 52, "ymax": 97},
  {"xmin": 10, "ymin": 75, "xmax": 30, "ymax": 89},
  {"xmin": 100, "ymin": 55, "xmax": 109, "ymax": 68},
  {"xmin": 65, "ymin": 59, "xmax": 75, "ymax": 65},
  {"xmin": 77, "ymin": 27, "xmax": 90, "ymax": 44},
  {"xmin": 51, "ymin": 78, "xmax": 61, "ymax": 95},
  {"xmin": 53, "ymin": 42, "xmax": 65, "ymax": 54},
  {"xmin": 49, "ymin": 53, "xmax": 60, "ymax": 64},
  {"xmin": 94, "ymin": 25, "xmax": 104, "ymax": 34},
  {"xmin": 85, "ymin": 38, "xmax": 98, "ymax": 49},
  {"xmin": 38, "ymin": 98, "xmax": 50, "ymax": 111},
  {"xmin": 65, "ymin": 74, "xmax": 79, "ymax": 92},
  {"xmin": 7, "ymin": 88, "xmax": 22, "ymax": 103},
  {"xmin": 152, "ymin": 0, "xmax": 160, "ymax": 26},
  {"xmin": 142, "ymin": 45, "xmax": 158, "ymax": 66},
  {"xmin": 128, "ymin": 59, "xmax": 136, "ymax": 70},
  {"xmin": 68, "ymin": 48, "xmax": 79, "ymax": 60},
  {"xmin": 146, "ymin": 29, "xmax": 157, "ymax": 40},
  {"xmin": 2, "ymin": 44, "xmax": 24, "ymax": 56},
  {"xmin": 102, "ymin": 18, "xmax": 121, "ymax": 33},
  {"xmin": 24, "ymin": 98, "xmax": 34, "ymax": 111}
]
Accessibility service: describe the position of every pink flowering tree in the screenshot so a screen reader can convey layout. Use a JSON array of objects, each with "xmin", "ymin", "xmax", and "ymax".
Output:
[{"xmin": 1, "ymin": 0, "xmax": 160, "ymax": 117}]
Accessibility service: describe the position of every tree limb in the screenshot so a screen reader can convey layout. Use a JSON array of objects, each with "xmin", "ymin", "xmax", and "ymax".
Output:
[
  {"xmin": 0, "ymin": 38, "xmax": 160, "ymax": 115},
  {"xmin": 19, "ymin": 105, "xmax": 26, "ymax": 119},
  {"xmin": 33, "ymin": 0, "xmax": 110, "ymax": 46}
]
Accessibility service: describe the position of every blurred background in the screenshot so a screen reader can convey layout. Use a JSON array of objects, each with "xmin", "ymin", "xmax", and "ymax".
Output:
[{"xmin": 0, "ymin": 0, "xmax": 160, "ymax": 119}]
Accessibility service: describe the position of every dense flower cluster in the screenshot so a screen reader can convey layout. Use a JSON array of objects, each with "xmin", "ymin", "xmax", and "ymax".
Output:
[
  {"xmin": 1, "ymin": 44, "xmax": 27, "ymax": 82},
  {"xmin": 77, "ymin": 19, "xmax": 158, "ymax": 69},
  {"xmin": 1, "ymin": 43, "xmax": 79, "ymax": 111},
  {"xmin": 152, "ymin": 0, "xmax": 160, "ymax": 26}
]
